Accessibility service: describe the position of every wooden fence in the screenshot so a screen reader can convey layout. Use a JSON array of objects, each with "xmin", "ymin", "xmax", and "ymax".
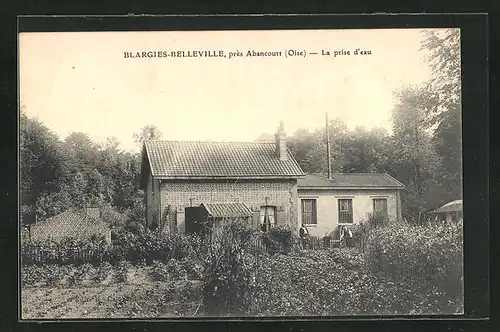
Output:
[{"xmin": 247, "ymin": 235, "xmax": 345, "ymax": 253}]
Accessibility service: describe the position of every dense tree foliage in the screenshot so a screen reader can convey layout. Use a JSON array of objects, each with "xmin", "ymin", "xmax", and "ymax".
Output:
[{"xmin": 20, "ymin": 118, "xmax": 150, "ymax": 225}]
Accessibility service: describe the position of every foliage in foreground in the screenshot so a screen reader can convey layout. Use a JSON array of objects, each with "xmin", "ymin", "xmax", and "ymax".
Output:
[
  {"xmin": 247, "ymin": 247, "xmax": 462, "ymax": 316},
  {"xmin": 201, "ymin": 221, "xmax": 257, "ymax": 316},
  {"xmin": 363, "ymin": 219, "xmax": 463, "ymax": 313},
  {"xmin": 199, "ymin": 217, "xmax": 463, "ymax": 316},
  {"xmin": 22, "ymin": 216, "xmax": 464, "ymax": 316},
  {"xmin": 260, "ymin": 225, "xmax": 297, "ymax": 255}
]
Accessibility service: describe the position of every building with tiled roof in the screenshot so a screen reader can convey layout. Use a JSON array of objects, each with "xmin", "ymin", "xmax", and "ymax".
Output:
[
  {"xmin": 140, "ymin": 122, "xmax": 304, "ymax": 233},
  {"xmin": 140, "ymin": 122, "xmax": 405, "ymax": 237},
  {"xmin": 297, "ymin": 173, "xmax": 404, "ymax": 238},
  {"xmin": 27, "ymin": 207, "xmax": 111, "ymax": 244}
]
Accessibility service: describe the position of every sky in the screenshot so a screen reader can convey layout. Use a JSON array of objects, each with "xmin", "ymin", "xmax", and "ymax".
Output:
[{"xmin": 19, "ymin": 29, "xmax": 435, "ymax": 152}]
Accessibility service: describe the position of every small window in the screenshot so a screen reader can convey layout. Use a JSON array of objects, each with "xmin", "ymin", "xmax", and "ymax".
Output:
[
  {"xmin": 260, "ymin": 206, "xmax": 276, "ymax": 232},
  {"xmin": 338, "ymin": 199, "xmax": 353, "ymax": 224},
  {"xmin": 373, "ymin": 198, "xmax": 388, "ymax": 216},
  {"xmin": 301, "ymin": 199, "xmax": 317, "ymax": 225}
]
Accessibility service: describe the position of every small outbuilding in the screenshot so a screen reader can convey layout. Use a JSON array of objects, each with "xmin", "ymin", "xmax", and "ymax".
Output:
[
  {"xmin": 27, "ymin": 207, "xmax": 112, "ymax": 244},
  {"xmin": 430, "ymin": 200, "xmax": 463, "ymax": 222}
]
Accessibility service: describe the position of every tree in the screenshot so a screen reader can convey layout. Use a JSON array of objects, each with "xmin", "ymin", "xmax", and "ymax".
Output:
[
  {"xmin": 432, "ymin": 107, "xmax": 462, "ymax": 198},
  {"xmin": 420, "ymin": 29, "xmax": 462, "ymax": 201},
  {"xmin": 287, "ymin": 128, "xmax": 326, "ymax": 174},
  {"xmin": 63, "ymin": 132, "xmax": 99, "ymax": 174},
  {"xmin": 133, "ymin": 125, "xmax": 162, "ymax": 146},
  {"xmin": 254, "ymin": 133, "xmax": 274, "ymax": 142},
  {"xmin": 390, "ymin": 85, "xmax": 442, "ymax": 221},
  {"xmin": 420, "ymin": 28, "xmax": 461, "ymax": 122},
  {"xmin": 339, "ymin": 126, "xmax": 389, "ymax": 173},
  {"xmin": 287, "ymin": 118, "xmax": 350, "ymax": 175},
  {"xmin": 20, "ymin": 111, "xmax": 67, "ymax": 210}
]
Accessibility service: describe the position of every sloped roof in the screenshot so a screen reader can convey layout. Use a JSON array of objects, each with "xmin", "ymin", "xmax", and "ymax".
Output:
[
  {"xmin": 201, "ymin": 203, "xmax": 253, "ymax": 218},
  {"xmin": 431, "ymin": 200, "xmax": 463, "ymax": 213},
  {"xmin": 144, "ymin": 140, "xmax": 305, "ymax": 179},
  {"xmin": 30, "ymin": 208, "xmax": 110, "ymax": 242},
  {"xmin": 298, "ymin": 173, "xmax": 405, "ymax": 189}
]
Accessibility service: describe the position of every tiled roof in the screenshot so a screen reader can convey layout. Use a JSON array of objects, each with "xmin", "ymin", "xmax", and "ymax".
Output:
[
  {"xmin": 201, "ymin": 203, "xmax": 253, "ymax": 218},
  {"xmin": 30, "ymin": 209, "xmax": 110, "ymax": 242},
  {"xmin": 144, "ymin": 140, "xmax": 305, "ymax": 178},
  {"xmin": 298, "ymin": 173, "xmax": 405, "ymax": 188}
]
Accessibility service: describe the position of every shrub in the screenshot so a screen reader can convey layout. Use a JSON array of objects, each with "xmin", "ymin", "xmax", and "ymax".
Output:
[
  {"xmin": 355, "ymin": 213, "xmax": 395, "ymax": 251},
  {"xmin": 247, "ymin": 249, "xmax": 379, "ymax": 316},
  {"xmin": 95, "ymin": 262, "xmax": 113, "ymax": 283},
  {"xmin": 363, "ymin": 219, "xmax": 463, "ymax": 314},
  {"xmin": 261, "ymin": 225, "xmax": 297, "ymax": 255},
  {"xmin": 201, "ymin": 219, "xmax": 257, "ymax": 316},
  {"xmin": 115, "ymin": 260, "xmax": 132, "ymax": 283},
  {"xmin": 105, "ymin": 225, "xmax": 200, "ymax": 264},
  {"xmin": 21, "ymin": 265, "xmax": 46, "ymax": 287},
  {"xmin": 182, "ymin": 257, "xmax": 205, "ymax": 281},
  {"xmin": 150, "ymin": 261, "xmax": 169, "ymax": 282},
  {"xmin": 166, "ymin": 258, "xmax": 188, "ymax": 280}
]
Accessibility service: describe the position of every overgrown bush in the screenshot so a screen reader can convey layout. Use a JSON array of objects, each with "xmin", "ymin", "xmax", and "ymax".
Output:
[
  {"xmin": 201, "ymin": 219, "xmax": 257, "ymax": 316},
  {"xmin": 115, "ymin": 260, "xmax": 132, "ymax": 283},
  {"xmin": 355, "ymin": 213, "xmax": 393, "ymax": 251},
  {"xmin": 106, "ymin": 225, "xmax": 200, "ymax": 264},
  {"xmin": 363, "ymin": 219, "xmax": 463, "ymax": 313},
  {"xmin": 21, "ymin": 264, "xmax": 75, "ymax": 287},
  {"xmin": 182, "ymin": 257, "xmax": 205, "ymax": 281},
  {"xmin": 94, "ymin": 262, "xmax": 113, "ymax": 283},
  {"xmin": 247, "ymin": 249, "xmax": 388, "ymax": 316},
  {"xmin": 261, "ymin": 225, "xmax": 297, "ymax": 255},
  {"xmin": 150, "ymin": 261, "xmax": 169, "ymax": 281}
]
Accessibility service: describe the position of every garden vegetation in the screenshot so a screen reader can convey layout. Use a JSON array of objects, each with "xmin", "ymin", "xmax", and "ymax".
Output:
[{"xmin": 22, "ymin": 215, "xmax": 463, "ymax": 317}]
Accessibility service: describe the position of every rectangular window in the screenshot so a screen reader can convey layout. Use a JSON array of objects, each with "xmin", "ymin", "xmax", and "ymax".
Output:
[
  {"xmin": 338, "ymin": 199, "xmax": 353, "ymax": 224},
  {"xmin": 373, "ymin": 198, "xmax": 388, "ymax": 216},
  {"xmin": 301, "ymin": 199, "xmax": 317, "ymax": 225},
  {"xmin": 260, "ymin": 206, "xmax": 276, "ymax": 232}
]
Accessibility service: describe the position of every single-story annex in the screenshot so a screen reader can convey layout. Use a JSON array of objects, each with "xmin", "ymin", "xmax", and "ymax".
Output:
[
  {"xmin": 297, "ymin": 173, "xmax": 404, "ymax": 237},
  {"xmin": 140, "ymin": 123, "xmax": 405, "ymax": 236}
]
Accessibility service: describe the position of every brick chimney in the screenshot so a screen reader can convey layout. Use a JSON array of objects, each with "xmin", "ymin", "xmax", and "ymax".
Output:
[{"xmin": 275, "ymin": 121, "xmax": 288, "ymax": 161}]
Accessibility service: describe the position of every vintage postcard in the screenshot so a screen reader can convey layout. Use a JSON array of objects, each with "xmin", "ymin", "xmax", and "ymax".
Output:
[{"xmin": 19, "ymin": 27, "xmax": 463, "ymax": 319}]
